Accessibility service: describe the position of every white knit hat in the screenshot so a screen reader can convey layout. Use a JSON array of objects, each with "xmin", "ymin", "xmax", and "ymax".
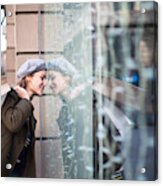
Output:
[{"xmin": 17, "ymin": 59, "xmax": 46, "ymax": 79}]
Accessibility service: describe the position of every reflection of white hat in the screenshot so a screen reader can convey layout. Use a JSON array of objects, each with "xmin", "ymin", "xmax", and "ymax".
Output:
[
  {"xmin": 17, "ymin": 59, "xmax": 46, "ymax": 80},
  {"xmin": 47, "ymin": 57, "xmax": 78, "ymax": 77}
]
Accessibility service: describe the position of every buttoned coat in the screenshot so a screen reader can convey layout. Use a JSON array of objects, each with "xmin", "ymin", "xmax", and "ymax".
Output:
[{"xmin": 1, "ymin": 88, "xmax": 36, "ymax": 177}]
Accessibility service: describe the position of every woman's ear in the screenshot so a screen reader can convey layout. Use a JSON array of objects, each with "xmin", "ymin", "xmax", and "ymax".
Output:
[{"xmin": 25, "ymin": 75, "xmax": 33, "ymax": 83}]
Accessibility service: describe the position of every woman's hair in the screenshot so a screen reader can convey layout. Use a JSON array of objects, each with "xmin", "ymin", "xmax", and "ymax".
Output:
[
  {"xmin": 17, "ymin": 73, "xmax": 34, "ymax": 88},
  {"xmin": 17, "ymin": 77, "xmax": 27, "ymax": 88}
]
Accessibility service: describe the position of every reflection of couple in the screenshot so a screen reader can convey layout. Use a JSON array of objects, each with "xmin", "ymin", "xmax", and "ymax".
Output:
[{"xmin": 1, "ymin": 57, "xmax": 87, "ymax": 178}]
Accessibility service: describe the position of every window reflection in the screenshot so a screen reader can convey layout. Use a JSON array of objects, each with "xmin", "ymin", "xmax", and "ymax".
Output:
[{"xmin": 42, "ymin": 1, "xmax": 157, "ymax": 180}]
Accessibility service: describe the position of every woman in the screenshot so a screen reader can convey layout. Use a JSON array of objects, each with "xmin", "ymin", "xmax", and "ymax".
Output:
[
  {"xmin": 47, "ymin": 57, "xmax": 92, "ymax": 179},
  {"xmin": 1, "ymin": 59, "xmax": 46, "ymax": 177}
]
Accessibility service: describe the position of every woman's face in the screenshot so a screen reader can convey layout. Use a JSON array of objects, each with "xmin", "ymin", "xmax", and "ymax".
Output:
[
  {"xmin": 26, "ymin": 70, "xmax": 46, "ymax": 96},
  {"xmin": 48, "ymin": 70, "xmax": 70, "ymax": 95}
]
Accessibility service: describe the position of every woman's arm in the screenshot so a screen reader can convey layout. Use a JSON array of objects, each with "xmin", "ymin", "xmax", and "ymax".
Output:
[{"xmin": 1, "ymin": 89, "xmax": 34, "ymax": 133}]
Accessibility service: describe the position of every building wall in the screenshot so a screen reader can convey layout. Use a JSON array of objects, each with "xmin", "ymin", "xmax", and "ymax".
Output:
[{"xmin": 3, "ymin": 4, "xmax": 64, "ymax": 177}]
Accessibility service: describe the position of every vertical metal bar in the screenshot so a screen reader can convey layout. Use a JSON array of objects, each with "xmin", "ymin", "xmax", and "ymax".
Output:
[
  {"xmin": 132, "ymin": 2, "xmax": 148, "ymax": 180},
  {"xmin": 38, "ymin": 4, "xmax": 43, "ymax": 177}
]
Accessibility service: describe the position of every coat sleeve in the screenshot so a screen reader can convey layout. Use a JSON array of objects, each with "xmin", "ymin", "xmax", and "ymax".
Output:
[{"xmin": 1, "ymin": 90, "xmax": 34, "ymax": 133}]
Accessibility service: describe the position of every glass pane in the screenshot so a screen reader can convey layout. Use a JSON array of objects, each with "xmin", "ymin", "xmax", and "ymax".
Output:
[
  {"xmin": 39, "ymin": 1, "xmax": 157, "ymax": 180},
  {"xmin": 92, "ymin": 1, "xmax": 157, "ymax": 180},
  {"xmin": 38, "ymin": 3, "xmax": 93, "ymax": 179}
]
